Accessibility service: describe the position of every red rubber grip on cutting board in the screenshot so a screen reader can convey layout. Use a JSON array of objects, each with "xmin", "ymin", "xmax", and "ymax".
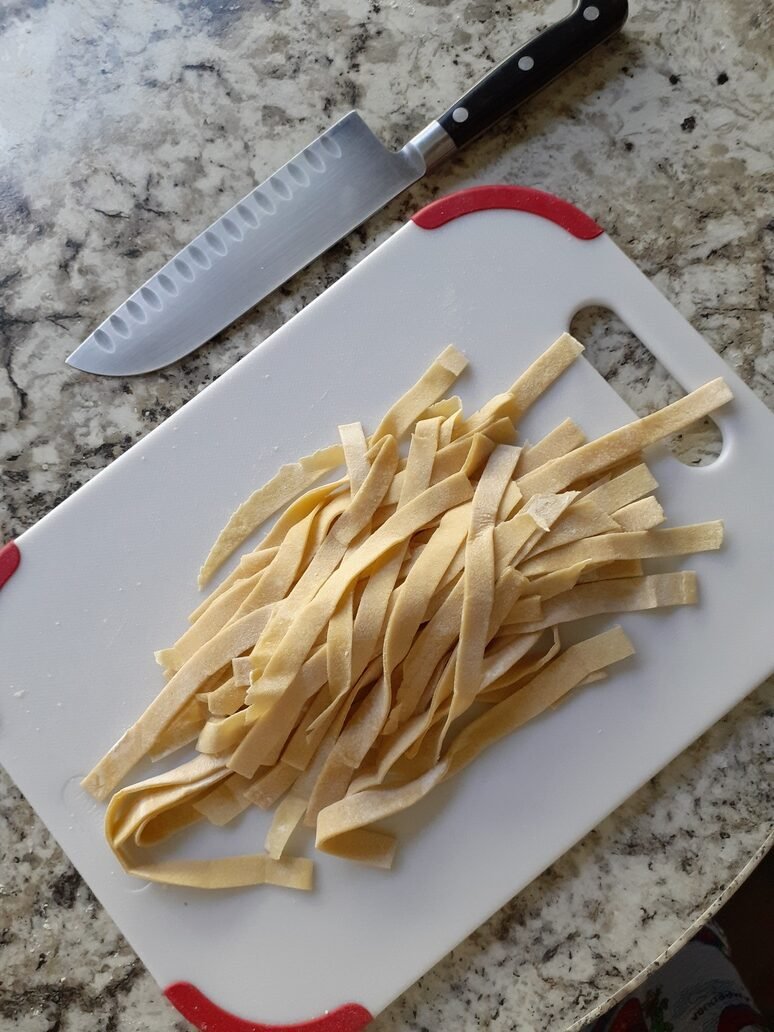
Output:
[
  {"xmin": 165, "ymin": 983, "xmax": 372, "ymax": 1032},
  {"xmin": 0, "ymin": 541, "xmax": 20, "ymax": 590},
  {"xmin": 411, "ymin": 184, "xmax": 604, "ymax": 239}
]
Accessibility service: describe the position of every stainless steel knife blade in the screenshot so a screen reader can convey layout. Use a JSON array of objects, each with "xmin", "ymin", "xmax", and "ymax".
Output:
[
  {"xmin": 67, "ymin": 113, "xmax": 434, "ymax": 375},
  {"xmin": 67, "ymin": 0, "xmax": 628, "ymax": 375}
]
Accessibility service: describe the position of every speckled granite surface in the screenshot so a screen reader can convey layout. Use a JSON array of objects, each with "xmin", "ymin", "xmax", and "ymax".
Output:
[{"xmin": 1, "ymin": 0, "xmax": 772, "ymax": 1029}]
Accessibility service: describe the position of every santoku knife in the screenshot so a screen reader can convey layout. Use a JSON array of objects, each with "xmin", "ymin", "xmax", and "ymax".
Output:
[{"xmin": 67, "ymin": 0, "xmax": 627, "ymax": 375}]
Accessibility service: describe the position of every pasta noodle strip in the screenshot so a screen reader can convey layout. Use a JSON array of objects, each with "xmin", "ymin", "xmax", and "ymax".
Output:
[
  {"xmin": 518, "ymin": 380, "xmax": 732, "ymax": 498},
  {"xmin": 199, "ymin": 445, "xmax": 344, "ymax": 586},
  {"xmin": 583, "ymin": 463, "xmax": 658, "ymax": 514},
  {"xmin": 371, "ymin": 345, "xmax": 468, "ymax": 442},
  {"xmin": 339, "ymin": 421, "xmax": 370, "ymax": 492},
  {"xmin": 188, "ymin": 546, "xmax": 277, "ymax": 624},
  {"xmin": 511, "ymin": 571, "xmax": 698, "ymax": 633},
  {"xmin": 443, "ymin": 446, "xmax": 522, "ymax": 738},
  {"xmin": 459, "ymin": 333, "xmax": 583, "ymax": 434},
  {"xmin": 612, "ymin": 496, "xmax": 665, "ymax": 532},
  {"xmin": 264, "ymin": 795, "xmax": 308, "ymax": 859},
  {"xmin": 520, "ymin": 523, "xmax": 724, "ymax": 577},
  {"xmin": 519, "ymin": 419, "xmax": 586, "ymax": 474}
]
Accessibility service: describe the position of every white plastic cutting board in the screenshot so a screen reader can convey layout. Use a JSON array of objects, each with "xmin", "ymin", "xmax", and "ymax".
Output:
[{"xmin": 1, "ymin": 187, "xmax": 773, "ymax": 1030}]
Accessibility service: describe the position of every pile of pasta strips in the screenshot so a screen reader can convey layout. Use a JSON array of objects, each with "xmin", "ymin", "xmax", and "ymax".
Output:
[{"xmin": 84, "ymin": 335, "xmax": 731, "ymax": 891}]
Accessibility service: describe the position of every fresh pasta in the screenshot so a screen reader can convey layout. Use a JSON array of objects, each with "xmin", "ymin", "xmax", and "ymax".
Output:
[{"xmin": 84, "ymin": 337, "xmax": 730, "ymax": 890}]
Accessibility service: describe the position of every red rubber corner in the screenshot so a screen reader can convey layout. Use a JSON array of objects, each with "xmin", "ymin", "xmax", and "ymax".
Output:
[
  {"xmin": 165, "ymin": 983, "xmax": 372, "ymax": 1032},
  {"xmin": 0, "ymin": 541, "xmax": 20, "ymax": 590},
  {"xmin": 411, "ymin": 185, "xmax": 604, "ymax": 239}
]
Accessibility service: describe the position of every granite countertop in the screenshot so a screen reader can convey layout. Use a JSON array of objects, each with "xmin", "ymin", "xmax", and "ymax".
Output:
[{"xmin": 1, "ymin": 0, "xmax": 772, "ymax": 1028}]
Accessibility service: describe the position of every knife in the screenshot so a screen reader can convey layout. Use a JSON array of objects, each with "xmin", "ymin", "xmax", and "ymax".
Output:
[{"xmin": 67, "ymin": 0, "xmax": 627, "ymax": 376}]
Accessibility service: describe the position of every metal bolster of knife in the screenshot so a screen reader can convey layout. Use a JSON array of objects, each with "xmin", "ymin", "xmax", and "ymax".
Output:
[{"xmin": 404, "ymin": 121, "xmax": 457, "ymax": 173}]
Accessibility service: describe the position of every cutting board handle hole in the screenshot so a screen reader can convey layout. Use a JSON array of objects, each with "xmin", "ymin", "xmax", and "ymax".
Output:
[{"xmin": 570, "ymin": 306, "xmax": 723, "ymax": 467}]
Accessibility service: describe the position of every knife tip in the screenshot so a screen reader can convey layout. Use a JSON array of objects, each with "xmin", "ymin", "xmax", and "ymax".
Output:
[
  {"xmin": 65, "ymin": 341, "xmax": 94, "ymax": 373},
  {"xmin": 65, "ymin": 338, "xmax": 124, "ymax": 376}
]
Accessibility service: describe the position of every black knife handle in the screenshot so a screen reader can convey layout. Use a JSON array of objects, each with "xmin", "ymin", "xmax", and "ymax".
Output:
[{"xmin": 437, "ymin": 0, "xmax": 628, "ymax": 149}]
